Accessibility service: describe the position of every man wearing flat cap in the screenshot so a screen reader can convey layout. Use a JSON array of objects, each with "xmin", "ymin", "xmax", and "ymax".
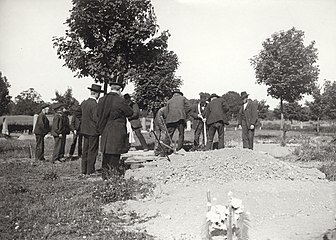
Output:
[
  {"xmin": 79, "ymin": 84, "xmax": 103, "ymax": 175},
  {"xmin": 97, "ymin": 75, "xmax": 133, "ymax": 179},
  {"xmin": 238, "ymin": 91, "xmax": 258, "ymax": 150},
  {"xmin": 163, "ymin": 89, "xmax": 192, "ymax": 153},
  {"xmin": 204, "ymin": 93, "xmax": 229, "ymax": 150},
  {"xmin": 33, "ymin": 103, "xmax": 50, "ymax": 161}
]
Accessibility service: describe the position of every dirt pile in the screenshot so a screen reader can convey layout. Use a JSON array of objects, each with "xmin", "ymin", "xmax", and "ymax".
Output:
[{"xmin": 127, "ymin": 147, "xmax": 326, "ymax": 184}]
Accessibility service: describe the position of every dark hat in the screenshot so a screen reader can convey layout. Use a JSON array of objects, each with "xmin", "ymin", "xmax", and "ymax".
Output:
[
  {"xmin": 88, "ymin": 84, "xmax": 103, "ymax": 93},
  {"xmin": 41, "ymin": 103, "xmax": 50, "ymax": 109},
  {"xmin": 123, "ymin": 93, "xmax": 131, "ymax": 100},
  {"xmin": 109, "ymin": 72, "xmax": 125, "ymax": 88},
  {"xmin": 172, "ymin": 90, "xmax": 183, "ymax": 96},
  {"xmin": 52, "ymin": 103, "xmax": 65, "ymax": 111},
  {"xmin": 240, "ymin": 91, "xmax": 249, "ymax": 99},
  {"xmin": 208, "ymin": 93, "xmax": 220, "ymax": 101}
]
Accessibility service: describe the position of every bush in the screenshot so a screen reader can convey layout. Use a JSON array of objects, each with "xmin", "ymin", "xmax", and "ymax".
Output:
[{"xmin": 319, "ymin": 162, "xmax": 336, "ymax": 181}]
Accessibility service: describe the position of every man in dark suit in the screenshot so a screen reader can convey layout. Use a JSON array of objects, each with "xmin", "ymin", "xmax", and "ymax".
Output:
[
  {"xmin": 60, "ymin": 108, "xmax": 70, "ymax": 159},
  {"xmin": 69, "ymin": 105, "xmax": 82, "ymax": 158},
  {"xmin": 189, "ymin": 92, "xmax": 209, "ymax": 150},
  {"xmin": 80, "ymin": 84, "xmax": 103, "ymax": 175},
  {"xmin": 204, "ymin": 93, "xmax": 229, "ymax": 151},
  {"xmin": 163, "ymin": 90, "xmax": 192, "ymax": 153},
  {"xmin": 34, "ymin": 103, "xmax": 50, "ymax": 161},
  {"xmin": 97, "ymin": 76, "xmax": 133, "ymax": 179},
  {"xmin": 51, "ymin": 103, "xmax": 65, "ymax": 163},
  {"xmin": 124, "ymin": 94, "xmax": 149, "ymax": 151},
  {"xmin": 238, "ymin": 91, "xmax": 258, "ymax": 150}
]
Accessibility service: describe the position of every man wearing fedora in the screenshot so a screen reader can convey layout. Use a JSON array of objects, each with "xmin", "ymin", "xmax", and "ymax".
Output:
[
  {"xmin": 33, "ymin": 103, "xmax": 50, "ymax": 161},
  {"xmin": 79, "ymin": 84, "xmax": 103, "ymax": 175},
  {"xmin": 51, "ymin": 103, "xmax": 65, "ymax": 163},
  {"xmin": 204, "ymin": 93, "xmax": 229, "ymax": 151},
  {"xmin": 238, "ymin": 91, "xmax": 258, "ymax": 150},
  {"xmin": 163, "ymin": 89, "xmax": 192, "ymax": 153},
  {"xmin": 97, "ymin": 74, "xmax": 133, "ymax": 179}
]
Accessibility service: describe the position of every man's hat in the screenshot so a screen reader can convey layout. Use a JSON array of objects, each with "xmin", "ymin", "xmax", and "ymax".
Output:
[
  {"xmin": 123, "ymin": 93, "xmax": 131, "ymax": 100},
  {"xmin": 208, "ymin": 93, "xmax": 220, "ymax": 101},
  {"xmin": 41, "ymin": 103, "xmax": 50, "ymax": 109},
  {"xmin": 88, "ymin": 84, "xmax": 103, "ymax": 93},
  {"xmin": 109, "ymin": 72, "xmax": 125, "ymax": 89},
  {"xmin": 172, "ymin": 89, "xmax": 183, "ymax": 96},
  {"xmin": 240, "ymin": 91, "xmax": 249, "ymax": 99},
  {"xmin": 52, "ymin": 103, "xmax": 65, "ymax": 111}
]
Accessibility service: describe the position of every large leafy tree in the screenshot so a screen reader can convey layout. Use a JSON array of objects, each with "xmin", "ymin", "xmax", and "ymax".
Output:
[
  {"xmin": 305, "ymin": 85, "xmax": 326, "ymax": 121},
  {"xmin": 13, "ymin": 88, "xmax": 44, "ymax": 115},
  {"xmin": 0, "ymin": 72, "xmax": 11, "ymax": 116},
  {"xmin": 53, "ymin": 0, "xmax": 180, "ymax": 101},
  {"xmin": 250, "ymin": 27, "xmax": 319, "ymax": 128},
  {"xmin": 222, "ymin": 91, "xmax": 242, "ymax": 120},
  {"xmin": 52, "ymin": 87, "xmax": 79, "ymax": 111}
]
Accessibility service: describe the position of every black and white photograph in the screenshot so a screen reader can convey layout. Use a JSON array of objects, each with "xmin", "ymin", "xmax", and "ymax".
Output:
[{"xmin": 0, "ymin": 0, "xmax": 335, "ymax": 239}]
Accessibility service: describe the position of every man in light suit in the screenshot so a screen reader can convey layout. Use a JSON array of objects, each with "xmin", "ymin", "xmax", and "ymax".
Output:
[
  {"xmin": 238, "ymin": 91, "xmax": 258, "ymax": 150},
  {"xmin": 163, "ymin": 90, "xmax": 192, "ymax": 153},
  {"xmin": 80, "ymin": 84, "xmax": 103, "ymax": 175}
]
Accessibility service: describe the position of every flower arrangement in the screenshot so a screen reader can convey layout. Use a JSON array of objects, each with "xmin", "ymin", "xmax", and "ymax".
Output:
[{"xmin": 205, "ymin": 191, "xmax": 249, "ymax": 240}]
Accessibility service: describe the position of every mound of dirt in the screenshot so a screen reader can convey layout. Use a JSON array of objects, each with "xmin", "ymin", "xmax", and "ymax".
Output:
[{"xmin": 126, "ymin": 147, "xmax": 326, "ymax": 184}]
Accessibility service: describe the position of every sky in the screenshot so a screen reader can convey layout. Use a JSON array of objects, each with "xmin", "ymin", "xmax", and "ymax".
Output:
[{"xmin": 0, "ymin": 0, "xmax": 335, "ymax": 109}]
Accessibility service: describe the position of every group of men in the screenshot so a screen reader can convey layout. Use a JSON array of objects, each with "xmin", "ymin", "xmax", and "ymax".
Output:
[
  {"xmin": 34, "ymin": 77, "xmax": 258, "ymax": 179},
  {"xmin": 152, "ymin": 90, "xmax": 258, "ymax": 156}
]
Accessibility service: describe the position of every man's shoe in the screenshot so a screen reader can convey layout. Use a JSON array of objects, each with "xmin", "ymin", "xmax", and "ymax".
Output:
[{"xmin": 143, "ymin": 148, "xmax": 149, "ymax": 152}]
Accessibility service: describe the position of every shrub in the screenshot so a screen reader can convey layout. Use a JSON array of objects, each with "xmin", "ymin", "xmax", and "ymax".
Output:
[{"xmin": 319, "ymin": 162, "xmax": 336, "ymax": 181}]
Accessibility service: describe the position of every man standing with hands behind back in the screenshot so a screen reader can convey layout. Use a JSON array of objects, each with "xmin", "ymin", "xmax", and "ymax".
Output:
[
  {"xmin": 80, "ymin": 84, "xmax": 103, "ymax": 175},
  {"xmin": 238, "ymin": 91, "xmax": 258, "ymax": 150}
]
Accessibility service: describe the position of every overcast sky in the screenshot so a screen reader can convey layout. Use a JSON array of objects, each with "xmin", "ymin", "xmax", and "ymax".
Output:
[{"xmin": 0, "ymin": 0, "xmax": 335, "ymax": 109}]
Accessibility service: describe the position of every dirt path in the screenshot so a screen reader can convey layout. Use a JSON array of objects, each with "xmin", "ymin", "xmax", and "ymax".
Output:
[{"xmin": 109, "ymin": 144, "xmax": 336, "ymax": 240}]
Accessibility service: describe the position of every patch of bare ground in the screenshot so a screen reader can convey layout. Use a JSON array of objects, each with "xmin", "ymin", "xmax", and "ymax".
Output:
[{"xmin": 103, "ymin": 145, "xmax": 336, "ymax": 240}]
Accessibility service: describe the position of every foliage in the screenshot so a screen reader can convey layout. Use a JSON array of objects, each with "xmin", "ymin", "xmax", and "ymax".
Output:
[
  {"xmin": 273, "ymin": 101, "xmax": 310, "ymax": 122},
  {"xmin": 132, "ymin": 33, "xmax": 182, "ymax": 110},
  {"xmin": 12, "ymin": 88, "xmax": 44, "ymax": 115},
  {"xmin": 305, "ymin": 85, "xmax": 325, "ymax": 121},
  {"xmin": 257, "ymin": 99, "xmax": 269, "ymax": 120},
  {"xmin": 53, "ymin": 0, "xmax": 181, "ymax": 109},
  {"xmin": 319, "ymin": 162, "xmax": 336, "ymax": 181},
  {"xmin": 53, "ymin": 0, "xmax": 157, "ymax": 85},
  {"xmin": 52, "ymin": 87, "xmax": 79, "ymax": 110},
  {"xmin": 320, "ymin": 80, "xmax": 336, "ymax": 119},
  {"xmin": 0, "ymin": 160, "xmax": 155, "ymax": 239},
  {"xmin": 0, "ymin": 71, "xmax": 12, "ymax": 116},
  {"xmin": 250, "ymin": 27, "xmax": 319, "ymax": 113},
  {"xmin": 222, "ymin": 91, "xmax": 242, "ymax": 120}
]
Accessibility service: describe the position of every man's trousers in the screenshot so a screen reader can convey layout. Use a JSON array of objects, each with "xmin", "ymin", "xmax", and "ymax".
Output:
[
  {"xmin": 241, "ymin": 120, "xmax": 255, "ymax": 150},
  {"xmin": 193, "ymin": 120, "xmax": 205, "ymax": 147},
  {"xmin": 69, "ymin": 133, "xmax": 83, "ymax": 156},
  {"xmin": 204, "ymin": 121, "xmax": 225, "ymax": 150},
  {"xmin": 82, "ymin": 135, "xmax": 99, "ymax": 174},
  {"xmin": 52, "ymin": 136, "xmax": 62, "ymax": 162},
  {"xmin": 164, "ymin": 120, "xmax": 185, "ymax": 152},
  {"xmin": 35, "ymin": 134, "xmax": 45, "ymax": 160}
]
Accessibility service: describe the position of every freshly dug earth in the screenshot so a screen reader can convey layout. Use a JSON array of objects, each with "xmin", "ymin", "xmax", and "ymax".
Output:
[{"xmin": 106, "ymin": 145, "xmax": 336, "ymax": 240}]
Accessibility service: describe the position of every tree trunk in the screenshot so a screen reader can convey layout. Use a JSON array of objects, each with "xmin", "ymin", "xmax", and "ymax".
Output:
[
  {"xmin": 317, "ymin": 117, "xmax": 320, "ymax": 135},
  {"xmin": 280, "ymin": 97, "xmax": 286, "ymax": 146}
]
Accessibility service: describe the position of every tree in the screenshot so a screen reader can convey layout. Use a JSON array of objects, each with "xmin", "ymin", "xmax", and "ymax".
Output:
[
  {"xmin": 0, "ymin": 72, "xmax": 11, "ymax": 116},
  {"xmin": 306, "ymin": 85, "xmax": 325, "ymax": 120},
  {"xmin": 13, "ymin": 88, "xmax": 44, "ymax": 115},
  {"xmin": 52, "ymin": 87, "xmax": 79, "ymax": 110},
  {"xmin": 132, "ymin": 41, "xmax": 182, "ymax": 111},
  {"xmin": 321, "ymin": 80, "xmax": 336, "ymax": 120},
  {"xmin": 222, "ymin": 91, "xmax": 242, "ymax": 120},
  {"xmin": 53, "ymin": 0, "xmax": 179, "ymax": 94},
  {"xmin": 257, "ymin": 100, "xmax": 269, "ymax": 120},
  {"xmin": 250, "ymin": 27, "xmax": 319, "ymax": 129}
]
